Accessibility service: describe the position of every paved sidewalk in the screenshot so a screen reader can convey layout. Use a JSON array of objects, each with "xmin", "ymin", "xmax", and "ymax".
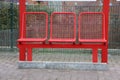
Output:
[{"xmin": 0, "ymin": 52, "xmax": 120, "ymax": 80}]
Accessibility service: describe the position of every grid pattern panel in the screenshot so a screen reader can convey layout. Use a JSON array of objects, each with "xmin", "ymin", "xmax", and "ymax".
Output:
[
  {"xmin": 79, "ymin": 13, "xmax": 104, "ymax": 41},
  {"xmin": 25, "ymin": 13, "xmax": 47, "ymax": 40},
  {"xmin": 50, "ymin": 12, "xmax": 76, "ymax": 42}
]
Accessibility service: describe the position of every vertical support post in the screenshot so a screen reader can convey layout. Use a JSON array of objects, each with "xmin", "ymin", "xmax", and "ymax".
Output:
[
  {"xmin": 27, "ymin": 48, "xmax": 32, "ymax": 61},
  {"xmin": 101, "ymin": 46, "xmax": 108, "ymax": 63},
  {"xmin": 92, "ymin": 48, "xmax": 98, "ymax": 63},
  {"xmin": 19, "ymin": 0, "xmax": 26, "ymax": 38},
  {"xmin": 19, "ymin": 0, "xmax": 26, "ymax": 61},
  {"xmin": 19, "ymin": 47, "xmax": 26, "ymax": 61},
  {"xmin": 102, "ymin": 0, "xmax": 110, "ymax": 63}
]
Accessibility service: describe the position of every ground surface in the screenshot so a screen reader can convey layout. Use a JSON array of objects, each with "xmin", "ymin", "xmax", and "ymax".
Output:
[{"xmin": 0, "ymin": 52, "xmax": 120, "ymax": 80}]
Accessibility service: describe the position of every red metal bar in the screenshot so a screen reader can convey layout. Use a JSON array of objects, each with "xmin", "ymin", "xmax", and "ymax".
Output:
[
  {"xmin": 23, "ymin": 12, "xmax": 26, "ymax": 38},
  {"xmin": 49, "ymin": 39, "xmax": 76, "ymax": 42},
  {"xmin": 74, "ymin": 13, "xmax": 76, "ymax": 41},
  {"xmin": 19, "ymin": 0, "xmax": 26, "ymax": 61},
  {"xmin": 79, "ymin": 39, "xmax": 106, "ymax": 43},
  {"xmin": 27, "ymin": 48, "xmax": 32, "ymax": 61},
  {"xmin": 21, "ymin": 13, "xmax": 25, "ymax": 38},
  {"xmin": 102, "ymin": 0, "xmax": 110, "ymax": 63},
  {"xmin": 101, "ymin": 46, "xmax": 108, "ymax": 63},
  {"xmin": 19, "ymin": 0, "xmax": 26, "ymax": 38},
  {"xmin": 103, "ymin": 0, "xmax": 110, "ymax": 42},
  {"xmin": 18, "ymin": 44, "xmax": 105, "ymax": 49},
  {"xmin": 19, "ymin": 47, "xmax": 26, "ymax": 61},
  {"xmin": 18, "ymin": 38, "xmax": 47, "ymax": 42},
  {"xmin": 92, "ymin": 48, "xmax": 98, "ymax": 63}
]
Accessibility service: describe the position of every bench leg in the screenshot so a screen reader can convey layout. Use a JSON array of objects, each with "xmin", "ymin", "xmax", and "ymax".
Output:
[
  {"xmin": 19, "ymin": 48, "xmax": 26, "ymax": 61},
  {"xmin": 92, "ymin": 48, "xmax": 98, "ymax": 63},
  {"xmin": 27, "ymin": 48, "xmax": 32, "ymax": 61},
  {"xmin": 101, "ymin": 46, "xmax": 108, "ymax": 63}
]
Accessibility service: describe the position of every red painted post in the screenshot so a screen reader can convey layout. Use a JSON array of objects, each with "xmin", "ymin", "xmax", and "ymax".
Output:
[
  {"xmin": 27, "ymin": 48, "xmax": 32, "ymax": 61},
  {"xmin": 101, "ymin": 46, "xmax": 108, "ymax": 63},
  {"xmin": 19, "ymin": 47, "xmax": 26, "ymax": 61},
  {"xmin": 92, "ymin": 48, "xmax": 98, "ymax": 63},
  {"xmin": 102, "ymin": 0, "xmax": 110, "ymax": 63},
  {"xmin": 19, "ymin": 0, "xmax": 26, "ymax": 38},
  {"xmin": 19, "ymin": 0, "xmax": 26, "ymax": 61}
]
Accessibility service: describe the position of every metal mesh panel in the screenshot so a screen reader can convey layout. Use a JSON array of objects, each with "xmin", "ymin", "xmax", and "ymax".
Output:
[
  {"xmin": 79, "ymin": 13, "xmax": 104, "ymax": 41},
  {"xmin": 32, "ymin": 48, "xmax": 92, "ymax": 62},
  {"xmin": 25, "ymin": 13, "xmax": 47, "ymax": 40},
  {"xmin": 49, "ymin": 12, "xmax": 76, "ymax": 42}
]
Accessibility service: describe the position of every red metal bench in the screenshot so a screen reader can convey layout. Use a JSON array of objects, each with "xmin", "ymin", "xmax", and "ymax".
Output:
[
  {"xmin": 18, "ymin": 0, "xmax": 110, "ymax": 64},
  {"xmin": 18, "ymin": 12, "xmax": 107, "ymax": 63}
]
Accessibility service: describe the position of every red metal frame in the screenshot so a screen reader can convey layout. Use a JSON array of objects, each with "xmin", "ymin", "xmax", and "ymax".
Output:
[
  {"xmin": 18, "ymin": 0, "xmax": 110, "ymax": 63},
  {"xmin": 18, "ymin": 12, "xmax": 48, "ymax": 42},
  {"xmin": 78, "ymin": 12, "xmax": 106, "ymax": 43},
  {"xmin": 102, "ymin": 0, "xmax": 110, "ymax": 63},
  {"xmin": 49, "ymin": 12, "xmax": 76, "ymax": 42}
]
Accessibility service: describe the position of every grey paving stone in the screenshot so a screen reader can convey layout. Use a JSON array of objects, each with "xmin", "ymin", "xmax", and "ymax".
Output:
[{"xmin": 0, "ymin": 52, "xmax": 120, "ymax": 80}]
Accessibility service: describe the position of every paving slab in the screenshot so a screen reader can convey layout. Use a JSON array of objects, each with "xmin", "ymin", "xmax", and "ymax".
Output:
[{"xmin": 0, "ymin": 52, "xmax": 120, "ymax": 80}]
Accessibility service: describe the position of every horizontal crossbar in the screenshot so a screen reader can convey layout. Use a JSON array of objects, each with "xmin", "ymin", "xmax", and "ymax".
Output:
[
  {"xmin": 79, "ymin": 39, "xmax": 106, "ymax": 43},
  {"xmin": 18, "ymin": 38, "xmax": 46, "ymax": 42},
  {"xmin": 18, "ymin": 44, "xmax": 106, "ymax": 48},
  {"xmin": 49, "ymin": 39, "xmax": 76, "ymax": 42}
]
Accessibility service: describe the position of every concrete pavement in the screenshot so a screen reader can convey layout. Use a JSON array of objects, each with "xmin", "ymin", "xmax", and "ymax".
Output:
[{"xmin": 0, "ymin": 52, "xmax": 120, "ymax": 80}]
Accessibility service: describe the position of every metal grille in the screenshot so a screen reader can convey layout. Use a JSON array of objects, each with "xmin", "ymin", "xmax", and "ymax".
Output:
[
  {"xmin": 79, "ymin": 12, "xmax": 105, "ymax": 42},
  {"xmin": 25, "ymin": 12, "xmax": 48, "ymax": 40},
  {"xmin": 49, "ymin": 12, "xmax": 76, "ymax": 42}
]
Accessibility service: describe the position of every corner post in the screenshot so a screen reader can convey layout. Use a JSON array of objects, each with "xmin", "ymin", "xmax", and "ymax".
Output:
[
  {"xmin": 19, "ymin": 0, "xmax": 26, "ymax": 38},
  {"xmin": 102, "ymin": 0, "xmax": 110, "ymax": 63},
  {"xmin": 19, "ymin": 0, "xmax": 26, "ymax": 61}
]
